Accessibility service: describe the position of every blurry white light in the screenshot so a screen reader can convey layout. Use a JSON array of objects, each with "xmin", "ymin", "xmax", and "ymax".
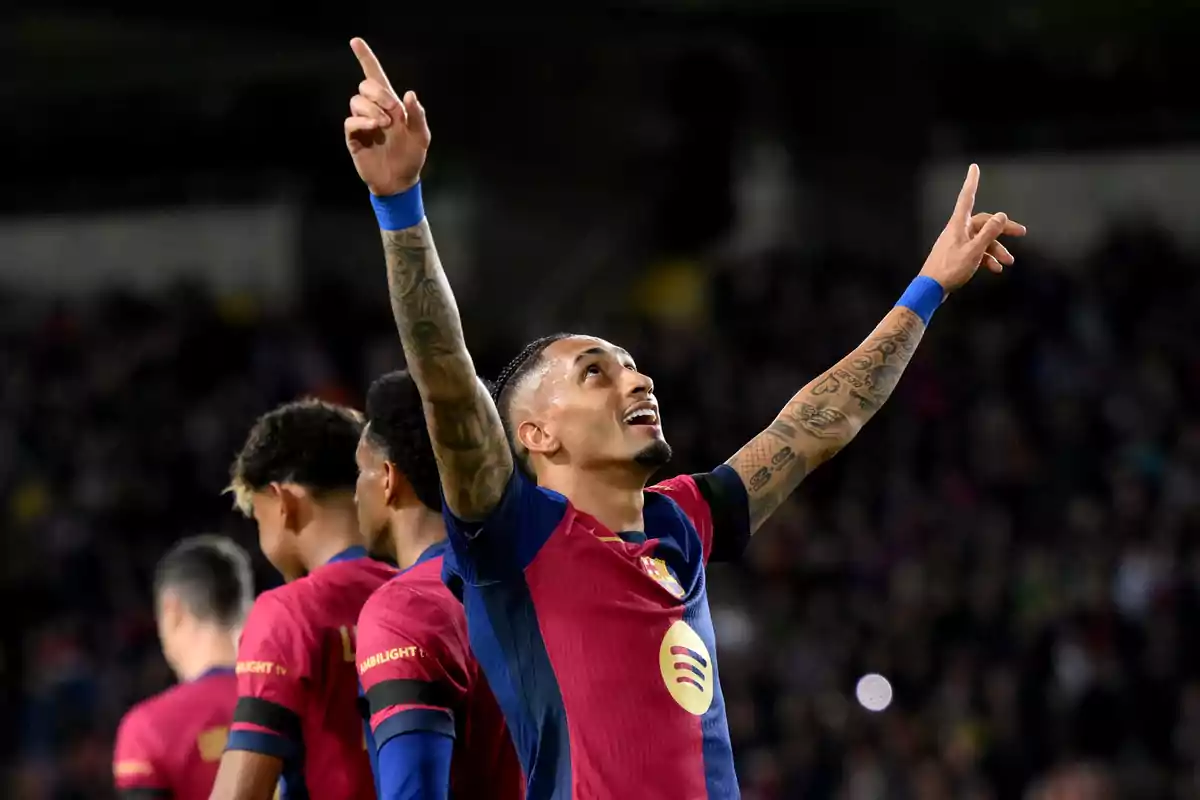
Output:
[{"xmin": 855, "ymin": 673, "xmax": 893, "ymax": 712}]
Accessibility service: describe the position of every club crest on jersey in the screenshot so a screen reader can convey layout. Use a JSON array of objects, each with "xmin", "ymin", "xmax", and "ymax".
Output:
[
  {"xmin": 658, "ymin": 620, "xmax": 714, "ymax": 715},
  {"xmin": 640, "ymin": 556, "xmax": 685, "ymax": 599}
]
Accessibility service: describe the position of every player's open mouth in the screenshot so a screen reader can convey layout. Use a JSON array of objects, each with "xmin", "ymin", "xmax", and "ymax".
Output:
[{"xmin": 623, "ymin": 406, "xmax": 660, "ymax": 426}]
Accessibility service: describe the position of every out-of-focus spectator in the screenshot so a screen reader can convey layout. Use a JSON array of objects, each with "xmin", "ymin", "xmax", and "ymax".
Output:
[
  {"xmin": 4, "ymin": 225, "xmax": 1200, "ymax": 798},
  {"xmin": 1026, "ymin": 762, "xmax": 1115, "ymax": 800}
]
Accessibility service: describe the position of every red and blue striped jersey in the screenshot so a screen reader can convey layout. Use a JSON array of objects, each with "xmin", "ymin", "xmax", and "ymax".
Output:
[{"xmin": 441, "ymin": 465, "xmax": 750, "ymax": 800}]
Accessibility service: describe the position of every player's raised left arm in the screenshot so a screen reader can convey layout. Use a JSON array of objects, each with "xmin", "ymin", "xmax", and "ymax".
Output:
[{"xmin": 727, "ymin": 165, "xmax": 1026, "ymax": 533}]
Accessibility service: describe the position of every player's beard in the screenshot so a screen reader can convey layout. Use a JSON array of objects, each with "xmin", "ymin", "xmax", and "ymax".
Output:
[{"xmin": 633, "ymin": 439, "xmax": 673, "ymax": 469}]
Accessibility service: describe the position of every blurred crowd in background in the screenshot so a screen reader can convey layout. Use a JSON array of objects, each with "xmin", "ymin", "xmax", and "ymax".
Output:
[
  {"xmin": 7, "ymin": 5, "xmax": 1200, "ymax": 799},
  {"xmin": 4, "ymin": 221, "xmax": 1200, "ymax": 798}
]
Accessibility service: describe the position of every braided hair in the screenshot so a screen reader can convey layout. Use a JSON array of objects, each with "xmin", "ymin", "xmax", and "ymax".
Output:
[{"xmin": 491, "ymin": 333, "xmax": 576, "ymax": 473}]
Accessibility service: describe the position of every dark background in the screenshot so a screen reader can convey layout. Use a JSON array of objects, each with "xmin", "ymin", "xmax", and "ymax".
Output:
[{"xmin": 3, "ymin": 3, "xmax": 1200, "ymax": 798}]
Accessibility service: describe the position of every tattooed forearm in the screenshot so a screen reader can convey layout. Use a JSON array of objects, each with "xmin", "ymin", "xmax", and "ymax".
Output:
[
  {"xmin": 381, "ymin": 221, "xmax": 513, "ymax": 520},
  {"xmin": 728, "ymin": 307, "xmax": 925, "ymax": 532},
  {"xmin": 382, "ymin": 224, "xmax": 470, "ymax": 386}
]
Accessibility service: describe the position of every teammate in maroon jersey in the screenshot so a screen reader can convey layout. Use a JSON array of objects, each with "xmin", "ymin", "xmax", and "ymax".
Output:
[
  {"xmin": 344, "ymin": 35, "xmax": 1026, "ymax": 799},
  {"xmin": 211, "ymin": 399, "xmax": 393, "ymax": 800},
  {"xmin": 114, "ymin": 536, "xmax": 252, "ymax": 800},
  {"xmin": 354, "ymin": 371, "xmax": 523, "ymax": 799}
]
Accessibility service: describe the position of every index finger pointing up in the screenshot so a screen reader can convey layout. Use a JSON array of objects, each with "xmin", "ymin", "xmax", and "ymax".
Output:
[
  {"xmin": 350, "ymin": 38, "xmax": 394, "ymax": 92},
  {"xmin": 952, "ymin": 163, "xmax": 981, "ymax": 224}
]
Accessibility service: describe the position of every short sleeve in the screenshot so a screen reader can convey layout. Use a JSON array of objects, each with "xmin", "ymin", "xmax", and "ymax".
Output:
[
  {"xmin": 356, "ymin": 585, "xmax": 468, "ymax": 748},
  {"xmin": 113, "ymin": 708, "xmax": 168, "ymax": 793},
  {"xmin": 442, "ymin": 469, "xmax": 568, "ymax": 583},
  {"xmin": 225, "ymin": 591, "xmax": 313, "ymax": 761},
  {"xmin": 647, "ymin": 465, "xmax": 750, "ymax": 564}
]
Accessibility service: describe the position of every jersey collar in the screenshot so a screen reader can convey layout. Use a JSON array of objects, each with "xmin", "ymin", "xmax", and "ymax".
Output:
[
  {"xmin": 193, "ymin": 665, "xmax": 235, "ymax": 682},
  {"xmin": 326, "ymin": 545, "xmax": 368, "ymax": 565},
  {"xmin": 413, "ymin": 539, "xmax": 449, "ymax": 566}
]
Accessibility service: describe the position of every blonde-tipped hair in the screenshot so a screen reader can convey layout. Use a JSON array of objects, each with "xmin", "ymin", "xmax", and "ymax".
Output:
[
  {"xmin": 226, "ymin": 398, "xmax": 364, "ymax": 516},
  {"xmin": 224, "ymin": 479, "xmax": 256, "ymax": 518}
]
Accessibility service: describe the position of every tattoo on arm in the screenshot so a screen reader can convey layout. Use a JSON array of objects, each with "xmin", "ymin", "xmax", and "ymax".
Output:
[
  {"xmin": 382, "ymin": 222, "xmax": 513, "ymax": 521},
  {"xmin": 727, "ymin": 307, "xmax": 925, "ymax": 532}
]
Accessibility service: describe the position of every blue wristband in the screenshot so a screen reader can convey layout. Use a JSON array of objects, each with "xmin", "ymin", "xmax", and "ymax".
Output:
[
  {"xmin": 895, "ymin": 276, "xmax": 945, "ymax": 326},
  {"xmin": 370, "ymin": 182, "xmax": 425, "ymax": 231}
]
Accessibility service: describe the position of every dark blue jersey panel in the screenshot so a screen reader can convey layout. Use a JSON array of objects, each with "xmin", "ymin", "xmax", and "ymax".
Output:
[
  {"xmin": 441, "ymin": 469, "xmax": 568, "ymax": 582},
  {"xmin": 682, "ymin": 591, "xmax": 739, "ymax": 799},
  {"xmin": 458, "ymin": 577, "xmax": 572, "ymax": 800}
]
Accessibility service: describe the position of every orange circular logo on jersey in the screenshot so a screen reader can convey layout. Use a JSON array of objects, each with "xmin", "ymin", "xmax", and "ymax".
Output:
[{"xmin": 658, "ymin": 621, "xmax": 714, "ymax": 715}]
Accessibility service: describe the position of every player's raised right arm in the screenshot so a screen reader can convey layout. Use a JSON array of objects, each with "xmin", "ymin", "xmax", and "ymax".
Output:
[{"xmin": 345, "ymin": 38, "xmax": 512, "ymax": 522}]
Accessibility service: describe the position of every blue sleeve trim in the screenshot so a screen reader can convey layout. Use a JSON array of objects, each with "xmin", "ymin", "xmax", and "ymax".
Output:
[
  {"xmin": 224, "ymin": 729, "xmax": 301, "ymax": 762},
  {"xmin": 695, "ymin": 464, "xmax": 752, "ymax": 563},
  {"xmin": 441, "ymin": 468, "xmax": 567, "ymax": 582},
  {"xmin": 377, "ymin": 731, "xmax": 453, "ymax": 800},
  {"xmin": 373, "ymin": 708, "xmax": 456, "ymax": 747}
]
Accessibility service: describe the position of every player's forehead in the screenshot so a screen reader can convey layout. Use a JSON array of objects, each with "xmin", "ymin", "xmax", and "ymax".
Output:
[{"xmin": 542, "ymin": 335, "xmax": 634, "ymax": 369}]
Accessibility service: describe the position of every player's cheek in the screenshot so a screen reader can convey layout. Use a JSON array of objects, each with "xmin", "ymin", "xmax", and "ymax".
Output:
[
  {"xmin": 260, "ymin": 522, "xmax": 284, "ymax": 564},
  {"xmin": 596, "ymin": 417, "xmax": 623, "ymax": 452}
]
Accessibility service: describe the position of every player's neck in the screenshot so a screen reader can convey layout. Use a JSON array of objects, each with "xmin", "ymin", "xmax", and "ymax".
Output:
[
  {"xmin": 301, "ymin": 503, "xmax": 366, "ymax": 572},
  {"xmin": 547, "ymin": 465, "xmax": 648, "ymax": 533},
  {"xmin": 387, "ymin": 504, "xmax": 447, "ymax": 570},
  {"xmin": 175, "ymin": 626, "xmax": 237, "ymax": 683}
]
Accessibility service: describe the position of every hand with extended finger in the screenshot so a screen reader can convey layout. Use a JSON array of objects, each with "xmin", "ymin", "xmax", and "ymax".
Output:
[
  {"xmin": 344, "ymin": 37, "xmax": 430, "ymax": 197},
  {"xmin": 918, "ymin": 163, "xmax": 1027, "ymax": 293}
]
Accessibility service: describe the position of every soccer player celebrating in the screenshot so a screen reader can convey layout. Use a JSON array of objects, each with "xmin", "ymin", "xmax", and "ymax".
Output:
[
  {"xmin": 211, "ymin": 399, "xmax": 393, "ymax": 800},
  {"xmin": 354, "ymin": 370, "xmax": 523, "ymax": 799},
  {"xmin": 113, "ymin": 536, "xmax": 253, "ymax": 800},
  {"xmin": 344, "ymin": 37, "xmax": 1025, "ymax": 799}
]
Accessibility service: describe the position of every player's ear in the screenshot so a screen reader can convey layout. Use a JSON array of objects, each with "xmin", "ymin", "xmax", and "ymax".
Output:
[
  {"xmin": 381, "ymin": 461, "xmax": 402, "ymax": 507},
  {"xmin": 517, "ymin": 419, "xmax": 558, "ymax": 457},
  {"xmin": 273, "ymin": 482, "xmax": 304, "ymax": 534},
  {"xmin": 157, "ymin": 589, "xmax": 185, "ymax": 632}
]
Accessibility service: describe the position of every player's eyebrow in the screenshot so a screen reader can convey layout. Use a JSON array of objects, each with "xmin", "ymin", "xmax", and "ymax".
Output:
[{"xmin": 573, "ymin": 346, "xmax": 633, "ymax": 366}]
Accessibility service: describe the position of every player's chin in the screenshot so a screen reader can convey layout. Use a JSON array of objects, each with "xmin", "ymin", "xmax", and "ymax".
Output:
[{"xmin": 632, "ymin": 438, "xmax": 673, "ymax": 469}]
